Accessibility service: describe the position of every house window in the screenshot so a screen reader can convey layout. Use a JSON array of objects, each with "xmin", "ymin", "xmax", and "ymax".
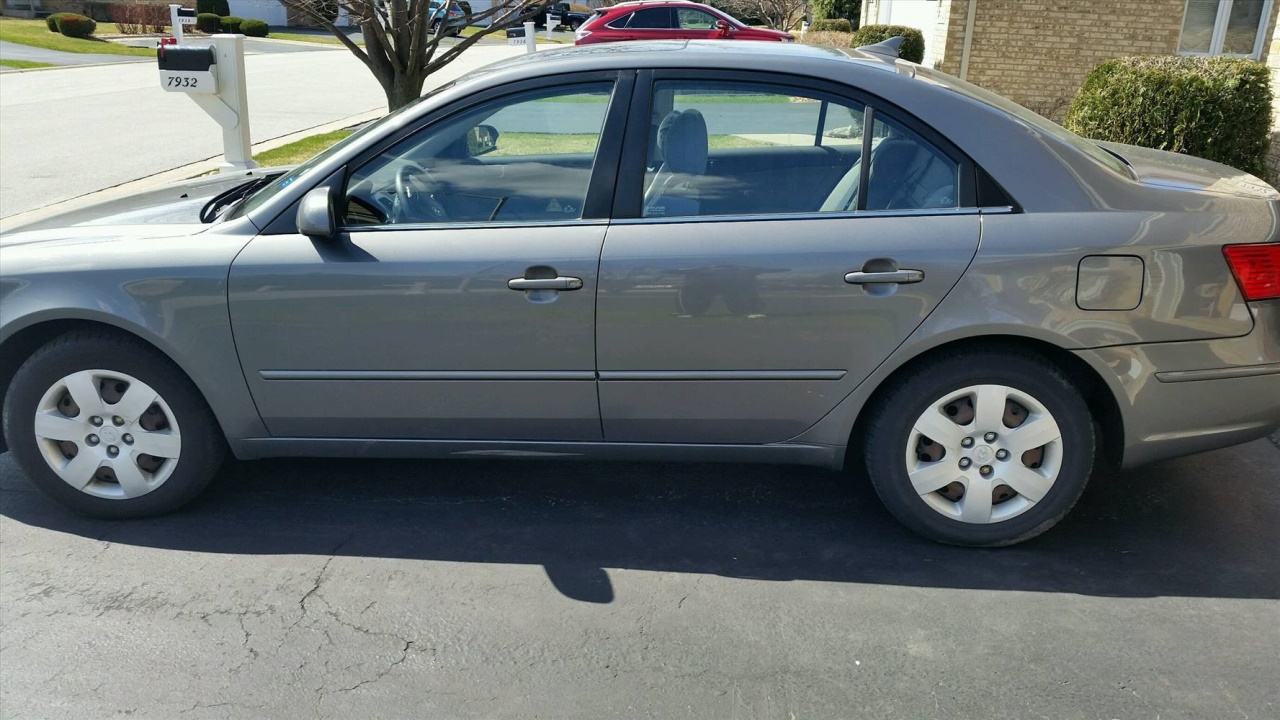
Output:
[{"xmin": 1179, "ymin": 0, "xmax": 1273, "ymax": 57}]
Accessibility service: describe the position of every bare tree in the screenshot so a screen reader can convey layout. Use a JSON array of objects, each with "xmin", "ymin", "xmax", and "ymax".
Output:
[
  {"xmin": 277, "ymin": 0, "xmax": 555, "ymax": 111},
  {"xmin": 752, "ymin": 0, "xmax": 806, "ymax": 30}
]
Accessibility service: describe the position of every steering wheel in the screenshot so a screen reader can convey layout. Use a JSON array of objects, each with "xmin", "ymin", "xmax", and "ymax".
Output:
[{"xmin": 392, "ymin": 161, "xmax": 449, "ymax": 223}]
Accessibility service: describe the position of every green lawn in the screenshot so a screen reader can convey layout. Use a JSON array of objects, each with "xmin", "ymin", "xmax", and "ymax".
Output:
[
  {"xmin": 268, "ymin": 31, "xmax": 363, "ymax": 46},
  {"xmin": 254, "ymin": 129, "xmax": 354, "ymax": 166},
  {"xmin": 254, "ymin": 128, "xmax": 774, "ymax": 167},
  {"xmin": 460, "ymin": 25, "xmax": 571, "ymax": 44},
  {"xmin": 0, "ymin": 17, "xmax": 153, "ymax": 56},
  {"xmin": 0, "ymin": 58, "xmax": 54, "ymax": 69}
]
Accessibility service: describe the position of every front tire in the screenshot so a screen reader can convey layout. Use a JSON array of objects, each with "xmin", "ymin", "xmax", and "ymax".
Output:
[
  {"xmin": 862, "ymin": 350, "xmax": 1095, "ymax": 546},
  {"xmin": 2, "ymin": 331, "xmax": 225, "ymax": 519}
]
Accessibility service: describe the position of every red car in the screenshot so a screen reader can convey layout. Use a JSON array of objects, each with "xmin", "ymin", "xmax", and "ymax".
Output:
[{"xmin": 574, "ymin": 1, "xmax": 794, "ymax": 45}]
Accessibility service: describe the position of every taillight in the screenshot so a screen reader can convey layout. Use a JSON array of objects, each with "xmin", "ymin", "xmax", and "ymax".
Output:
[{"xmin": 1223, "ymin": 243, "xmax": 1280, "ymax": 301}]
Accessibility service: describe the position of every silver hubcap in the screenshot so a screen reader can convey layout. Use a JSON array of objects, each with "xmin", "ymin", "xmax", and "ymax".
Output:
[
  {"xmin": 905, "ymin": 384, "xmax": 1063, "ymax": 524},
  {"xmin": 32, "ymin": 370, "xmax": 182, "ymax": 500}
]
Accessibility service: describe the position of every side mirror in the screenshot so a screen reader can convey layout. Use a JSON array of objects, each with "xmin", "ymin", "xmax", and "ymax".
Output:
[
  {"xmin": 296, "ymin": 186, "xmax": 335, "ymax": 240},
  {"xmin": 466, "ymin": 124, "xmax": 499, "ymax": 157},
  {"xmin": 715, "ymin": 20, "xmax": 732, "ymax": 35}
]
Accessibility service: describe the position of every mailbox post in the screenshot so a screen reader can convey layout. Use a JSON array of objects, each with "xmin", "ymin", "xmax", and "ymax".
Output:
[
  {"xmin": 545, "ymin": 13, "xmax": 558, "ymax": 41},
  {"xmin": 169, "ymin": 4, "xmax": 195, "ymax": 43},
  {"xmin": 157, "ymin": 33, "xmax": 256, "ymax": 172}
]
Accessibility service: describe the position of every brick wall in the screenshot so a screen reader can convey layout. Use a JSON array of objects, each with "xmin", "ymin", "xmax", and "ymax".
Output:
[
  {"xmin": 1268, "ymin": 19, "xmax": 1280, "ymax": 183},
  {"xmin": 960, "ymin": 1, "xmax": 1187, "ymax": 119},
  {"xmin": 935, "ymin": 1, "xmax": 1279, "ymax": 122}
]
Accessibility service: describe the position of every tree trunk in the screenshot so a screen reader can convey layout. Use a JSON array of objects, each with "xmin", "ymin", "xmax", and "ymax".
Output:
[{"xmin": 382, "ymin": 69, "xmax": 427, "ymax": 112}]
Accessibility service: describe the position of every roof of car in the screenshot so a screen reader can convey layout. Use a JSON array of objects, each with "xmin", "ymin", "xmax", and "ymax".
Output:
[
  {"xmin": 484, "ymin": 40, "xmax": 896, "ymax": 77},
  {"xmin": 606, "ymin": 0, "xmax": 713, "ymax": 8}
]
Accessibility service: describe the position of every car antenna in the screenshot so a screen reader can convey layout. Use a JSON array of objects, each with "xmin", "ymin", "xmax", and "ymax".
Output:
[{"xmin": 855, "ymin": 35, "xmax": 904, "ymax": 59}]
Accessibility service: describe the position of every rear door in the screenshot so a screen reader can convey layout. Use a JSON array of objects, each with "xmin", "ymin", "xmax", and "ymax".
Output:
[{"xmin": 596, "ymin": 71, "xmax": 982, "ymax": 443}]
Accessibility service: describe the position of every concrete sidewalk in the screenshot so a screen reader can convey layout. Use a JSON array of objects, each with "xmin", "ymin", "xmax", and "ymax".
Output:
[{"xmin": 0, "ymin": 43, "xmax": 524, "ymax": 221}]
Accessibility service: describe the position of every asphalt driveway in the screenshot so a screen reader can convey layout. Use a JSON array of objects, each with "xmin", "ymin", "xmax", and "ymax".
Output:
[{"xmin": 1, "ymin": 437, "xmax": 1277, "ymax": 718}]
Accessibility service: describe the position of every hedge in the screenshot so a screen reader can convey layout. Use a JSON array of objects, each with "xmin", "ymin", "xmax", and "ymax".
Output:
[
  {"xmin": 849, "ymin": 24, "xmax": 924, "ymax": 63},
  {"xmin": 1064, "ymin": 56, "xmax": 1272, "ymax": 178},
  {"xmin": 57, "ymin": 14, "xmax": 97, "ymax": 38},
  {"xmin": 810, "ymin": 18, "xmax": 852, "ymax": 32},
  {"xmin": 46, "ymin": 12, "xmax": 77, "ymax": 31},
  {"xmin": 240, "ymin": 18, "xmax": 269, "ymax": 36},
  {"xmin": 812, "ymin": 0, "xmax": 859, "ymax": 26},
  {"xmin": 219, "ymin": 15, "xmax": 242, "ymax": 32},
  {"xmin": 196, "ymin": 12, "xmax": 220, "ymax": 32},
  {"xmin": 196, "ymin": 0, "xmax": 230, "ymax": 17}
]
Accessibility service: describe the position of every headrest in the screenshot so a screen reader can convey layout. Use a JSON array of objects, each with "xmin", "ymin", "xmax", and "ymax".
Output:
[{"xmin": 657, "ymin": 109, "xmax": 708, "ymax": 175}]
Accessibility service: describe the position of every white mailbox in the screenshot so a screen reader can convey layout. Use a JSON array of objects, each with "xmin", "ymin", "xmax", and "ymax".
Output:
[
  {"xmin": 157, "ymin": 35, "xmax": 255, "ymax": 172},
  {"xmin": 157, "ymin": 45, "xmax": 217, "ymax": 94}
]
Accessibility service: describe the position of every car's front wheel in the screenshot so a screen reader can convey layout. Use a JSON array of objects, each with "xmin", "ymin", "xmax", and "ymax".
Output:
[
  {"xmin": 2, "ymin": 331, "xmax": 225, "ymax": 518},
  {"xmin": 862, "ymin": 350, "xmax": 1095, "ymax": 546}
]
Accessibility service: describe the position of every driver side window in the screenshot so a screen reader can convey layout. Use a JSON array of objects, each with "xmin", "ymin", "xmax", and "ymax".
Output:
[{"xmin": 342, "ymin": 82, "xmax": 614, "ymax": 227}]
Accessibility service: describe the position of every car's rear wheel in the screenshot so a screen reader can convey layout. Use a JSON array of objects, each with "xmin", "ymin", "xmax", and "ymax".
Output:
[
  {"xmin": 2, "ymin": 331, "xmax": 225, "ymax": 518},
  {"xmin": 862, "ymin": 350, "xmax": 1095, "ymax": 546}
]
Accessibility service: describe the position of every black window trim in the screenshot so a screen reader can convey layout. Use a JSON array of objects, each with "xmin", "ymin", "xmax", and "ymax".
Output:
[{"xmin": 611, "ymin": 68, "xmax": 1001, "ymax": 221}]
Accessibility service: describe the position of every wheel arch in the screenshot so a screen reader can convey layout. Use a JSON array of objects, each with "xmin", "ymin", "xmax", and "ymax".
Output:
[
  {"xmin": 0, "ymin": 314, "xmax": 252, "ymax": 453},
  {"xmin": 842, "ymin": 334, "xmax": 1125, "ymax": 473}
]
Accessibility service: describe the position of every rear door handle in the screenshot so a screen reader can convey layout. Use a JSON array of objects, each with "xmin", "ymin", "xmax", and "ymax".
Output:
[
  {"xmin": 844, "ymin": 270, "xmax": 924, "ymax": 285},
  {"xmin": 508, "ymin": 277, "xmax": 584, "ymax": 291}
]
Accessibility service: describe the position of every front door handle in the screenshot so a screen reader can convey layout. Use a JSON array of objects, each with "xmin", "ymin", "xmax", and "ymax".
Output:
[
  {"xmin": 844, "ymin": 269, "xmax": 924, "ymax": 285},
  {"xmin": 508, "ymin": 277, "xmax": 584, "ymax": 291}
]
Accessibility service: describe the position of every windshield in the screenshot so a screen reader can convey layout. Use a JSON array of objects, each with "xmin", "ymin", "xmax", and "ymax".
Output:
[
  {"xmin": 229, "ymin": 82, "xmax": 460, "ymax": 221},
  {"xmin": 912, "ymin": 65, "xmax": 1133, "ymax": 178}
]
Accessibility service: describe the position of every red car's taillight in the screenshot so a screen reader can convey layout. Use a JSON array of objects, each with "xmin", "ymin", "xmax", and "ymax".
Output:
[{"xmin": 1223, "ymin": 243, "xmax": 1280, "ymax": 301}]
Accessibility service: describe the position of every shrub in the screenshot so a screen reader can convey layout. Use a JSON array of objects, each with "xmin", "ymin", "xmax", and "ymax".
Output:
[
  {"xmin": 812, "ymin": 0, "xmax": 859, "ymax": 26},
  {"xmin": 57, "ymin": 14, "xmax": 97, "ymax": 38},
  {"xmin": 1064, "ymin": 56, "xmax": 1272, "ymax": 178},
  {"xmin": 107, "ymin": 2, "xmax": 169, "ymax": 34},
  {"xmin": 197, "ymin": 0, "xmax": 229, "ymax": 17},
  {"xmin": 810, "ymin": 18, "xmax": 852, "ymax": 32},
  {"xmin": 46, "ymin": 12, "xmax": 76, "ymax": 31},
  {"xmin": 240, "ymin": 18, "xmax": 269, "ymax": 36},
  {"xmin": 219, "ymin": 15, "xmax": 242, "ymax": 32},
  {"xmin": 849, "ymin": 24, "xmax": 924, "ymax": 63},
  {"xmin": 196, "ymin": 12, "xmax": 220, "ymax": 32},
  {"xmin": 802, "ymin": 30, "xmax": 853, "ymax": 48}
]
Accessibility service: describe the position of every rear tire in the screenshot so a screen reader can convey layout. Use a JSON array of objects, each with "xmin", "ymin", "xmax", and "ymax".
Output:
[
  {"xmin": 862, "ymin": 350, "xmax": 1095, "ymax": 546},
  {"xmin": 2, "ymin": 331, "xmax": 225, "ymax": 519}
]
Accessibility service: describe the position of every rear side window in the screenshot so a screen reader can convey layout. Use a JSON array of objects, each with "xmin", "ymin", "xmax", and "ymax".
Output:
[
  {"xmin": 625, "ymin": 7, "xmax": 673, "ymax": 28},
  {"xmin": 604, "ymin": 11, "xmax": 632, "ymax": 28},
  {"xmin": 637, "ymin": 79, "xmax": 963, "ymax": 219}
]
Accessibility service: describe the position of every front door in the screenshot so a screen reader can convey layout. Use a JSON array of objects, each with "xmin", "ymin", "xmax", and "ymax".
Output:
[
  {"xmin": 596, "ymin": 74, "xmax": 982, "ymax": 443},
  {"xmin": 229, "ymin": 79, "xmax": 625, "ymax": 441}
]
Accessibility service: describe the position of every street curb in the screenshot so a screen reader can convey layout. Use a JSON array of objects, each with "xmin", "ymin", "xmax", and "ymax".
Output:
[{"xmin": 0, "ymin": 107, "xmax": 384, "ymax": 232}]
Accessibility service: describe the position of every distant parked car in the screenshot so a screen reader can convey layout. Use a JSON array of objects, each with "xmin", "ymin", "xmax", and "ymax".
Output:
[
  {"xmin": 2, "ymin": 40, "xmax": 1278, "ymax": 546},
  {"xmin": 428, "ymin": 0, "xmax": 467, "ymax": 36},
  {"xmin": 529, "ymin": 2, "xmax": 592, "ymax": 30},
  {"xmin": 574, "ymin": 0, "xmax": 792, "ymax": 44}
]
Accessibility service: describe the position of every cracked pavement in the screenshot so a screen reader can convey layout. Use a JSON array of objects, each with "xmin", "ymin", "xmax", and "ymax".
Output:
[{"xmin": 1, "ymin": 438, "xmax": 1278, "ymax": 719}]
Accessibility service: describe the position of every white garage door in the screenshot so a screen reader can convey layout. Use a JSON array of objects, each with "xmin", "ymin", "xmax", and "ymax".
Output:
[{"xmin": 227, "ymin": 0, "xmax": 288, "ymax": 26}]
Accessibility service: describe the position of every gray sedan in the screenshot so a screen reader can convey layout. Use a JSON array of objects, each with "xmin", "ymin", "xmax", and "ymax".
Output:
[{"xmin": 2, "ymin": 41, "xmax": 1278, "ymax": 546}]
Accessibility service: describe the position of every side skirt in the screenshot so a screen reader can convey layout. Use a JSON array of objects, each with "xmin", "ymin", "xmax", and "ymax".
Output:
[{"xmin": 229, "ymin": 438, "xmax": 846, "ymax": 470}]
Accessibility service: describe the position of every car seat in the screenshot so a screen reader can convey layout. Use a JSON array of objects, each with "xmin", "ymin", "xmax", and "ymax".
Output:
[{"xmin": 643, "ymin": 109, "xmax": 708, "ymax": 217}]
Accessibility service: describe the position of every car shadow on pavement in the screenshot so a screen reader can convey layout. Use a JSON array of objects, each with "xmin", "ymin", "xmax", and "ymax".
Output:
[{"xmin": 2, "ymin": 440, "xmax": 1278, "ymax": 603}]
